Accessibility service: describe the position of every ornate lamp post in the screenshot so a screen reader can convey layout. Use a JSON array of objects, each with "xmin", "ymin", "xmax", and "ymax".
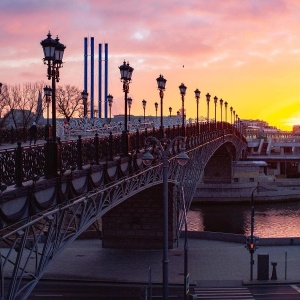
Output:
[
  {"xmin": 119, "ymin": 60, "xmax": 134, "ymax": 156},
  {"xmin": 206, "ymin": 93, "xmax": 211, "ymax": 128},
  {"xmin": 239, "ymin": 117, "xmax": 243, "ymax": 134},
  {"xmin": 246, "ymin": 182, "xmax": 261, "ymax": 281},
  {"xmin": 230, "ymin": 106, "xmax": 233, "ymax": 125},
  {"xmin": 0, "ymin": 82, "xmax": 2, "ymax": 119},
  {"xmin": 107, "ymin": 94, "xmax": 113, "ymax": 123},
  {"xmin": 233, "ymin": 110, "xmax": 236, "ymax": 127},
  {"xmin": 157, "ymin": 74, "xmax": 167, "ymax": 137},
  {"xmin": 169, "ymin": 107, "xmax": 172, "ymax": 117},
  {"xmin": 81, "ymin": 90, "xmax": 88, "ymax": 117},
  {"xmin": 142, "ymin": 99, "xmax": 147, "ymax": 121},
  {"xmin": 214, "ymin": 96, "xmax": 218, "ymax": 129},
  {"xmin": 127, "ymin": 97, "xmax": 132, "ymax": 121},
  {"xmin": 0, "ymin": 82, "xmax": 7, "ymax": 192},
  {"xmin": 142, "ymin": 136, "xmax": 189, "ymax": 300},
  {"xmin": 155, "ymin": 102, "xmax": 158, "ymax": 120},
  {"xmin": 194, "ymin": 88, "xmax": 200, "ymax": 133},
  {"xmin": 43, "ymin": 85, "xmax": 52, "ymax": 139},
  {"xmin": 224, "ymin": 101, "xmax": 228, "ymax": 123},
  {"xmin": 179, "ymin": 83, "xmax": 187, "ymax": 136},
  {"xmin": 219, "ymin": 98, "xmax": 223, "ymax": 128},
  {"xmin": 41, "ymin": 31, "xmax": 66, "ymax": 178},
  {"xmin": 0, "ymin": 83, "xmax": 7, "ymax": 191}
]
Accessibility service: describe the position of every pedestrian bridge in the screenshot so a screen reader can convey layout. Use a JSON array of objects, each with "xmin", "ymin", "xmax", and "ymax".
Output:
[{"xmin": 0, "ymin": 126, "xmax": 246, "ymax": 299}]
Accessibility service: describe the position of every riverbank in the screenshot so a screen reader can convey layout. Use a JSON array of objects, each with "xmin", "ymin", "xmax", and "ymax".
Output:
[{"xmin": 194, "ymin": 178, "xmax": 300, "ymax": 203}]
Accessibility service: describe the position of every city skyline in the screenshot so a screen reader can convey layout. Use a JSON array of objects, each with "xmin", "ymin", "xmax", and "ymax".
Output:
[{"xmin": 1, "ymin": 0, "xmax": 300, "ymax": 130}]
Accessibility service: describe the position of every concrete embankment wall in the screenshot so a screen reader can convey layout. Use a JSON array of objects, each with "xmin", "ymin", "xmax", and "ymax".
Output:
[
  {"xmin": 194, "ymin": 180, "xmax": 300, "ymax": 203},
  {"xmin": 185, "ymin": 231, "xmax": 300, "ymax": 246}
]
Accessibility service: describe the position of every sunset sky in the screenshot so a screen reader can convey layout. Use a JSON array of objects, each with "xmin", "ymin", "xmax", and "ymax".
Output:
[{"xmin": 1, "ymin": 0, "xmax": 300, "ymax": 130}]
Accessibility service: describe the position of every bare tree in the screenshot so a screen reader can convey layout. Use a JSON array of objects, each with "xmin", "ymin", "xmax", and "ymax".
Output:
[
  {"xmin": 2, "ymin": 82, "xmax": 46, "ymax": 129},
  {"xmin": 56, "ymin": 85, "xmax": 83, "ymax": 121}
]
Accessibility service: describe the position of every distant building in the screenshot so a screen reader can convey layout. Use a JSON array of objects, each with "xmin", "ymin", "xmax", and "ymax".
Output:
[{"xmin": 293, "ymin": 125, "xmax": 300, "ymax": 135}]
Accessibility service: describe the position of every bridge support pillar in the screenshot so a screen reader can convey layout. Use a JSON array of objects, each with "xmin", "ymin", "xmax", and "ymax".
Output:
[{"xmin": 102, "ymin": 183, "xmax": 179, "ymax": 249}]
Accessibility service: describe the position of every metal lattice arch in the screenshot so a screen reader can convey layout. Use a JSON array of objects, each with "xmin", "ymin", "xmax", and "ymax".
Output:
[{"xmin": 0, "ymin": 132, "xmax": 246, "ymax": 299}]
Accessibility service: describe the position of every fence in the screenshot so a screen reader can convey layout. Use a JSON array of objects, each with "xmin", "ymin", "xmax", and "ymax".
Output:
[{"xmin": 0, "ymin": 122, "xmax": 245, "ymax": 187}]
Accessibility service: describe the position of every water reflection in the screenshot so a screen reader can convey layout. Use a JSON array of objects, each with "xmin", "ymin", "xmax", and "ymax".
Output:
[{"xmin": 187, "ymin": 201, "xmax": 300, "ymax": 238}]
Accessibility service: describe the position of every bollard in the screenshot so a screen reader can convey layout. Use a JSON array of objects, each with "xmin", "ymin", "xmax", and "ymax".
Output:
[{"xmin": 271, "ymin": 262, "xmax": 277, "ymax": 280}]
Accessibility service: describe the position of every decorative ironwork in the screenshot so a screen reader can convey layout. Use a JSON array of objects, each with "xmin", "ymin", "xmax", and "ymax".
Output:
[
  {"xmin": 59, "ymin": 140, "xmax": 78, "ymax": 172},
  {"xmin": 0, "ymin": 150, "xmax": 15, "ymax": 185}
]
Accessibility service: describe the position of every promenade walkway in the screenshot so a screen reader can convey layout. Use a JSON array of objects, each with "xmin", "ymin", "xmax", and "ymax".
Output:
[{"xmin": 43, "ymin": 236, "xmax": 300, "ymax": 288}]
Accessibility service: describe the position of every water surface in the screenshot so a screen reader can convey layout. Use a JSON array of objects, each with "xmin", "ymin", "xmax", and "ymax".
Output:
[{"xmin": 187, "ymin": 201, "xmax": 300, "ymax": 238}]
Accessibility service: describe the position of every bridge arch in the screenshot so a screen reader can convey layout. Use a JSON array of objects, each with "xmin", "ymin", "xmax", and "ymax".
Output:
[{"xmin": 203, "ymin": 142, "xmax": 236, "ymax": 184}]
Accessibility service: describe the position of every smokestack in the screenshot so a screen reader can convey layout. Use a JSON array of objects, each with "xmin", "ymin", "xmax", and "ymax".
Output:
[
  {"xmin": 104, "ymin": 43, "xmax": 108, "ymax": 119},
  {"xmin": 98, "ymin": 43, "xmax": 102, "ymax": 118},
  {"xmin": 90, "ymin": 37, "xmax": 94, "ymax": 118},
  {"xmin": 84, "ymin": 37, "xmax": 88, "ymax": 94}
]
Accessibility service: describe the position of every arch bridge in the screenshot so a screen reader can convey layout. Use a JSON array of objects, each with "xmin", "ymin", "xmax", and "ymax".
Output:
[{"xmin": 0, "ymin": 128, "xmax": 246, "ymax": 299}]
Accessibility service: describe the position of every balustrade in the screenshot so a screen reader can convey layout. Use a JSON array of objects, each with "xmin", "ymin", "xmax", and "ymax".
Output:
[{"xmin": 0, "ymin": 122, "xmax": 245, "ymax": 187}]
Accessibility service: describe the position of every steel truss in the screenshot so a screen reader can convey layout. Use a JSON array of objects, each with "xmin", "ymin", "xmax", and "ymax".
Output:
[{"xmin": 0, "ymin": 133, "xmax": 246, "ymax": 299}]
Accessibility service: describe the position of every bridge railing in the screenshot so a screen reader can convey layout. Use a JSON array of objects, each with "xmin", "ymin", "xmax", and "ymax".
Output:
[{"xmin": 0, "ymin": 122, "xmax": 245, "ymax": 187}]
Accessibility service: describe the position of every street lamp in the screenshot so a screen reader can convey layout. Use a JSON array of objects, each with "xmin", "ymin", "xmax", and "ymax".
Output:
[
  {"xmin": 246, "ymin": 182, "xmax": 261, "ymax": 281},
  {"xmin": 43, "ymin": 85, "xmax": 52, "ymax": 139},
  {"xmin": 224, "ymin": 101, "xmax": 228, "ymax": 124},
  {"xmin": 219, "ymin": 98, "xmax": 223, "ymax": 123},
  {"xmin": 180, "ymin": 185, "xmax": 189, "ymax": 300},
  {"xmin": 233, "ymin": 110, "xmax": 236, "ymax": 127},
  {"xmin": 127, "ymin": 97, "xmax": 132, "ymax": 121},
  {"xmin": 41, "ymin": 31, "xmax": 66, "ymax": 178},
  {"xmin": 230, "ymin": 106, "xmax": 233, "ymax": 125},
  {"xmin": 179, "ymin": 83, "xmax": 187, "ymax": 136},
  {"xmin": 0, "ymin": 81, "xmax": 7, "ymax": 192},
  {"xmin": 214, "ymin": 96, "xmax": 218, "ymax": 129},
  {"xmin": 142, "ymin": 136, "xmax": 189, "ymax": 300},
  {"xmin": 169, "ymin": 107, "xmax": 172, "ymax": 117},
  {"xmin": 155, "ymin": 102, "xmax": 158, "ymax": 120},
  {"xmin": 142, "ymin": 99, "xmax": 147, "ymax": 121},
  {"xmin": 81, "ymin": 90, "xmax": 88, "ymax": 117},
  {"xmin": 157, "ymin": 74, "xmax": 167, "ymax": 137},
  {"xmin": 206, "ymin": 93, "xmax": 211, "ymax": 128},
  {"xmin": 0, "ymin": 82, "xmax": 2, "ymax": 119},
  {"xmin": 107, "ymin": 94, "xmax": 113, "ymax": 123},
  {"xmin": 194, "ymin": 88, "xmax": 200, "ymax": 134},
  {"xmin": 119, "ymin": 60, "xmax": 134, "ymax": 156}
]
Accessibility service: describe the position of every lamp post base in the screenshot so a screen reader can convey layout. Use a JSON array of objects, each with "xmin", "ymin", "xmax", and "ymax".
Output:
[
  {"xmin": 121, "ymin": 130, "xmax": 129, "ymax": 156},
  {"xmin": 45, "ymin": 139, "xmax": 58, "ymax": 178}
]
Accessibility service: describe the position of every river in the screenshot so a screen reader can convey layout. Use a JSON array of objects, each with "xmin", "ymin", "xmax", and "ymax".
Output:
[{"xmin": 187, "ymin": 200, "xmax": 300, "ymax": 238}]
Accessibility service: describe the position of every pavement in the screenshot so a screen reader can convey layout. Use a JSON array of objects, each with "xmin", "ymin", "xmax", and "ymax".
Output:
[
  {"xmin": 43, "ymin": 236, "xmax": 300, "ymax": 288},
  {"xmin": 0, "ymin": 139, "xmax": 47, "ymax": 151}
]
